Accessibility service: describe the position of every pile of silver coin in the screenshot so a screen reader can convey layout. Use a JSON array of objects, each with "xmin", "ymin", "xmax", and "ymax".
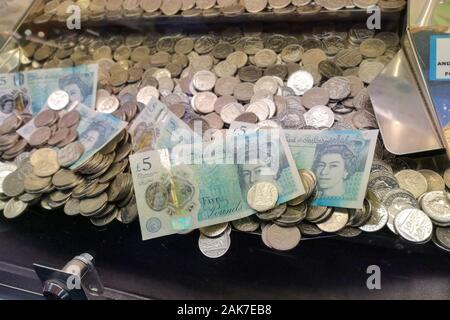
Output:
[
  {"xmin": 1, "ymin": 21, "xmax": 449, "ymax": 257},
  {"xmin": 0, "ymin": 129, "xmax": 137, "ymax": 227},
  {"xmin": 18, "ymin": 24, "xmax": 402, "ymax": 134},
  {"xmin": 196, "ymin": 163, "xmax": 450, "ymax": 258},
  {"xmin": 28, "ymin": 0, "xmax": 407, "ymax": 24},
  {"xmin": 0, "ymin": 114, "xmax": 32, "ymax": 161}
]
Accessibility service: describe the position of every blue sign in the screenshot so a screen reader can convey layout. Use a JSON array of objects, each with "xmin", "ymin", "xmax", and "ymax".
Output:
[{"xmin": 430, "ymin": 35, "xmax": 450, "ymax": 81}]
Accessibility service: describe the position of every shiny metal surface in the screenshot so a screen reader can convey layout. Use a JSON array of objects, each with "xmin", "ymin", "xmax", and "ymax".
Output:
[
  {"xmin": 408, "ymin": 0, "xmax": 450, "ymax": 27},
  {"xmin": 369, "ymin": 49, "xmax": 443, "ymax": 155},
  {"xmin": 408, "ymin": 0, "xmax": 439, "ymax": 27},
  {"xmin": 0, "ymin": 260, "xmax": 146, "ymax": 300},
  {"xmin": 406, "ymin": 30, "xmax": 450, "ymax": 158},
  {"xmin": 400, "ymin": 0, "xmax": 450, "ymax": 157}
]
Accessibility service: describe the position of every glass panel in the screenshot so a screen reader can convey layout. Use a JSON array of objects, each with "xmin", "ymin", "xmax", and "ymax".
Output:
[
  {"xmin": 408, "ymin": 0, "xmax": 450, "ymax": 154},
  {"xmin": 408, "ymin": 0, "xmax": 450, "ymax": 27},
  {"xmin": 0, "ymin": 0, "xmax": 35, "ymax": 49}
]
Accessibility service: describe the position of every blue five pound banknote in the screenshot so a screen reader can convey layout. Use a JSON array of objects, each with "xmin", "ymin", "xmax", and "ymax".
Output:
[
  {"xmin": 228, "ymin": 121, "xmax": 306, "ymax": 205},
  {"xmin": 130, "ymin": 129, "xmax": 305, "ymax": 240},
  {"xmin": 130, "ymin": 150, "xmax": 255, "ymax": 240},
  {"xmin": 285, "ymin": 129, "xmax": 379, "ymax": 209},
  {"xmin": 69, "ymin": 104, "xmax": 127, "ymax": 169},
  {"xmin": 0, "ymin": 64, "xmax": 98, "ymax": 123}
]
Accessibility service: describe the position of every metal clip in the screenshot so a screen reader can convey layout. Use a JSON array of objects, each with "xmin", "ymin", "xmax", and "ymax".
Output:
[{"xmin": 33, "ymin": 253, "xmax": 104, "ymax": 300}]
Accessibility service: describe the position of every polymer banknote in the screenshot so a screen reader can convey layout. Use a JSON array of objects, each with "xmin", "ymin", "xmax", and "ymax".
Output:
[{"xmin": 285, "ymin": 129, "xmax": 379, "ymax": 209}]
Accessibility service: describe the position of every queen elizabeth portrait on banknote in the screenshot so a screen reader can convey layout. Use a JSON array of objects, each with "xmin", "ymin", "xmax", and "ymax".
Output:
[
  {"xmin": 311, "ymin": 143, "xmax": 357, "ymax": 199},
  {"xmin": 237, "ymin": 140, "xmax": 287, "ymax": 197},
  {"xmin": 285, "ymin": 130, "xmax": 378, "ymax": 209},
  {"xmin": 58, "ymin": 73, "xmax": 92, "ymax": 106},
  {"xmin": 0, "ymin": 93, "xmax": 14, "ymax": 114},
  {"xmin": 0, "ymin": 90, "xmax": 30, "ymax": 119}
]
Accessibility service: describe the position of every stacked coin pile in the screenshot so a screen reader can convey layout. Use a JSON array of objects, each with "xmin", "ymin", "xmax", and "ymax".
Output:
[
  {"xmin": 66, "ymin": 24, "xmax": 395, "ymax": 132},
  {"xmin": 197, "ymin": 164, "xmax": 450, "ymax": 257},
  {"xmin": 96, "ymin": 89, "xmax": 140, "ymax": 121},
  {"xmin": 367, "ymin": 160, "xmax": 450, "ymax": 243},
  {"xmin": 3, "ymin": 23, "xmax": 449, "ymax": 257},
  {"xmin": 16, "ymin": 24, "xmax": 399, "ymax": 133},
  {"xmin": 29, "ymin": 109, "xmax": 81, "ymax": 148},
  {"xmin": 0, "ymin": 129, "xmax": 137, "ymax": 226},
  {"xmin": 0, "ymin": 114, "xmax": 32, "ymax": 161},
  {"xmin": 29, "ymin": 0, "xmax": 406, "ymax": 24}
]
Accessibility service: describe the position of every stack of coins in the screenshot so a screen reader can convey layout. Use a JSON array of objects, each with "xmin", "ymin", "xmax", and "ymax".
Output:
[
  {"xmin": 0, "ymin": 114, "xmax": 32, "ymax": 161},
  {"xmin": 1, "ymin": 21, "xmax": 449, "ymax": 257},
  {"xmin": 221, "ymin": 162, "xmax": 450, "ymax": 255},
  {"xmin": 29, "ymin": 0, "xmax": 407, "ymax": 25},
  {"xmin": 31, "ymin": 24, "xmax": 399, "ymax": 133},
  {"xmin": 0, "ymin": 129, "xmax": 137, "ymax": 226},
  {"xmin": 96, "ymin": 89, "xmax": 140, "ymax": 121}
]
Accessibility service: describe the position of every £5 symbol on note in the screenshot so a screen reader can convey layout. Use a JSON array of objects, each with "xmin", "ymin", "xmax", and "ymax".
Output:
[{"xmin": 285, "ymin": 130, "xmax": 379, "ymax": 209}]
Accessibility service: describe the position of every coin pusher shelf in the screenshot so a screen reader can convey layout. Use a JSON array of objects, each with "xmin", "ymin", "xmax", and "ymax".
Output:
[{"xmin": 23, "ymin": 8, "xmax": 405, "ymax": 31}]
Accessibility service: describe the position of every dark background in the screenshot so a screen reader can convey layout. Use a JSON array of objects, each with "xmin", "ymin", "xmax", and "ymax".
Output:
[{"xmin": 0, "ymin": 210, "xmax": 449, "ymax": 300}]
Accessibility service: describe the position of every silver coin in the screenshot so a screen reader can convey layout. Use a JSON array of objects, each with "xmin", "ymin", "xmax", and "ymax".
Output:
[
  {"xmin": 394, "ymin": 208, "xmax": 433, "ymax": 243},
  {"xmin": 395, "ymin": 170, "xmax": 428, "ymax": 199},
  {"xmin": 256, "ymin": 203, "xmax": 287, "ymax": 221},
  {"xmin": 3, "ymin": 198, "xmax": 27, "ymax": 219},
  {"xmin": 47, "ymin": 90, "xmax": 70, "ymax": 110},
  {"xmin": 247, "ymin": 182, "xmax": 278, "ymax": 212},
  {"xmin": 359, "ymin": 199, "xmax": 388, "ymax": 233},
  {"xmin": 382, "ymin": 188, "xmax": 418, "ymax": 208},
  {"xmin": 433, "ymin": 227, "xmax": 450, "ymax": 252},
  {"xmin": 261, "ymin": 223, "xmax": 273, "ymax": 248},
  {"xmin": 136, "ymin": 86, "xmax": 159, "ymax": 105},
  {"xmin": 96, "ymin": 95, "xmax": 119, "ymax": 113},
  {"xmin": 0, "ymin": 163, "xmax": 18, "ymax": 194},
  {"xmin": 321, "ymin": 77, "xmax": 351, "ymax": 100},
  {"xmin": 192, "ymin": 70, "xmax": 216, "ymax": 91},
  {"xmin": 265, "ymin": 224, "xmax": 301, "ymax": 251},
  {"xmin": 418, "ymin": 169, "xmax": 446, "ymax": 192},
  {"xmin": 304, "ymin": 105, "xmax": 335, "ymax": 128},
  {"xmin": 302, "ymin": 87, "xmax": 330, "ymax": 110},
  {"xmin": 371, "ymin": 159, "xmax": 394, "ymax": 174},
  {"xmin": 421, "ymin": 191, "xmax": 450, "ymax": 226},
  {"xmin": 317, "ymin": 208, "xmax": 349, "ymax": 233},
  {"xmin": 368, "ymin": 171, "xmax": 399, "ymax": 192},
  {"xmin": 200, "ymin": 222, "xmax": 229, "ymax": 238},
  {"xmin": 382, "ymin": 188, "xmax": 418, "ymax": 234},
  {"xmin": 278, "ymin": 108, "xmax": 306, "ymax": 129},
  {"xmin": 298, "ymin": 222, "xmax": 323, "ymax": 236},
  {"xmin": 232, "ymin": 215, "xmax": 260, "ymax": 232},
  {"xmin": 358, "ymin": 61, "xmax": 385, "ymax": 84},
  {"xmin": 198, "ymin": 231, "xmax": 231, "ymax": 258},
  {"xmin": 286, "ymin": 70, "xmax": 314, "ymax": 95},
  {"xmin": 336, "ymin": 227, "xmax": 363, "ymax": 238}
]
